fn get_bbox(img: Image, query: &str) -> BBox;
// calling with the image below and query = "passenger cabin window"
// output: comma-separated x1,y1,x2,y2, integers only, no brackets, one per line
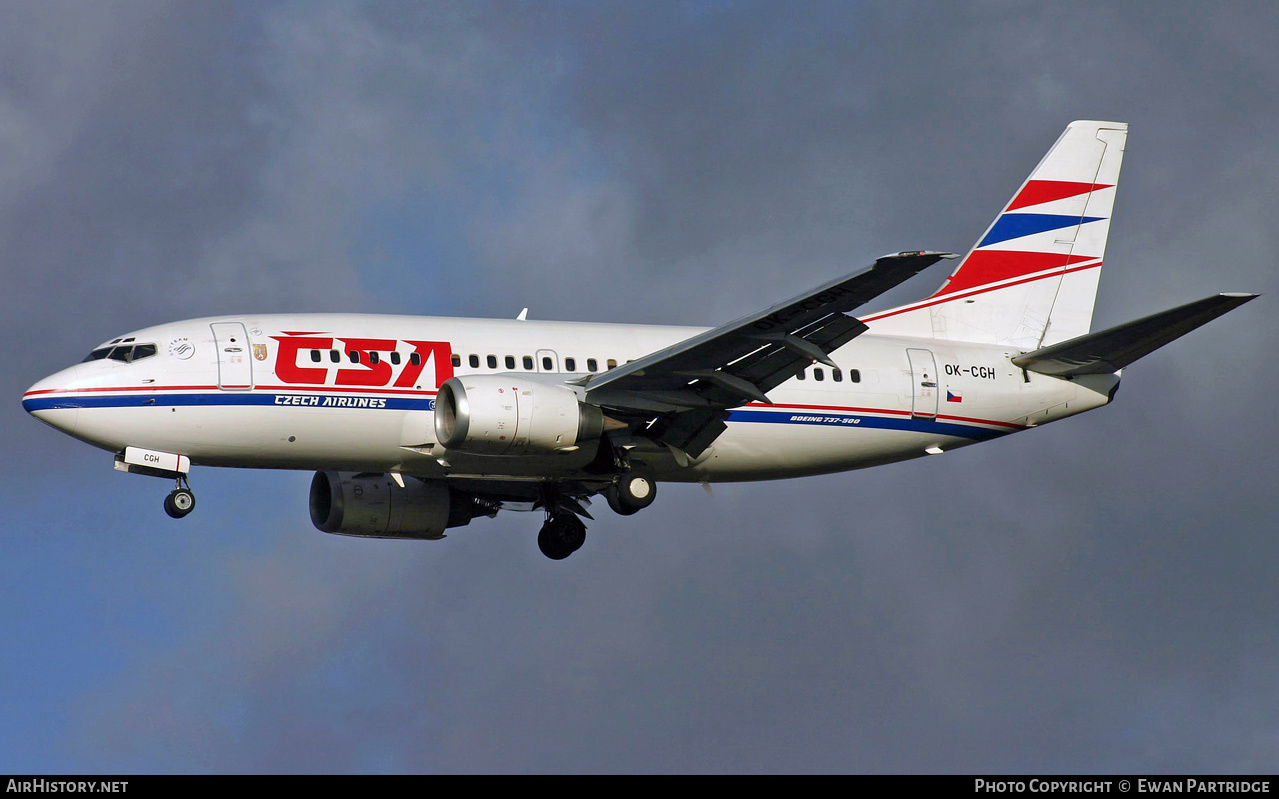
487,355,498,369
849,369,861,383
813,368,824,382
587,358,598,372
369,351,380,365
392,352,402,365
330,350,341,363
469,354,480,368
607,359,617,370
542,356,553,371
565,357,576,372
448,353,458,367
523,356,534,370
796,370,806,380
349,351,360,364
505,355,516,369
410,353,422,366
832,368,842,382
310,350,322,362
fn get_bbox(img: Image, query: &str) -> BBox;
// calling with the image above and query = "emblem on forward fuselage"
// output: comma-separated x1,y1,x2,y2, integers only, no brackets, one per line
168,338,195,360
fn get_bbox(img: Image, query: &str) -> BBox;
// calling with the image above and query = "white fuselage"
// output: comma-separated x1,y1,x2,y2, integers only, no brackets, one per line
23,313,1118,483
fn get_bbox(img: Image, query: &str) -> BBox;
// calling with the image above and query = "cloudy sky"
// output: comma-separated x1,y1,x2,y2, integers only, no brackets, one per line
3,0,1277,774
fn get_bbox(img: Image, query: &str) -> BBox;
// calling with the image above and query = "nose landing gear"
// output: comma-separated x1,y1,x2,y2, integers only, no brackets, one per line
112,448,196,520
163,477,196,519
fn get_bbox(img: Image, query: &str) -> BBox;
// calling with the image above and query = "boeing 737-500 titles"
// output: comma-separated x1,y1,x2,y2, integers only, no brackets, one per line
23,121,1257,559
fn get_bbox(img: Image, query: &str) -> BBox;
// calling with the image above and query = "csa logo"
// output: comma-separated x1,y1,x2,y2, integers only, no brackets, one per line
271,332,454,389
252,343,269,361
168,338,195,360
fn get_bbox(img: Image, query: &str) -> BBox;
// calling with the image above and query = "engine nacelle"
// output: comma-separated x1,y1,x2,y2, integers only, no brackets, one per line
433,375,603,456
309,472,475,539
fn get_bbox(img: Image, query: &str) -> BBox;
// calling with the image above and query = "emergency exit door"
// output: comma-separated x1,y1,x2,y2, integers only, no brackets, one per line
536,349,559,373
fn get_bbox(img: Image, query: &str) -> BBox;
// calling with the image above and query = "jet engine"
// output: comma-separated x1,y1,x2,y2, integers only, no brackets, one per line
433,375,604,456
309,471,478,539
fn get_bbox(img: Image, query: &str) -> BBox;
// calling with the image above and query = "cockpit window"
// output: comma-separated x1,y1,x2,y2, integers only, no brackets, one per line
82,343,158,363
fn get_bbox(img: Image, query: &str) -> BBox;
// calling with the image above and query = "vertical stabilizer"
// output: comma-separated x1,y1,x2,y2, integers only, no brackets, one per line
867,121,1128,349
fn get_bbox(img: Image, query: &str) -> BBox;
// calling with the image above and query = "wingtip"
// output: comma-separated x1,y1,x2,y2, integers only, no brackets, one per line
879,250,960,260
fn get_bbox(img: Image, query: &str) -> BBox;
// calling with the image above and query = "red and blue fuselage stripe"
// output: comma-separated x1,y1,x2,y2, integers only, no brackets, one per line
25,388,1017,441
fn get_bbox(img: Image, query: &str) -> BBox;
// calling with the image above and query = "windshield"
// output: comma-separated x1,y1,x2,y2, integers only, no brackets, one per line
82,343,158,364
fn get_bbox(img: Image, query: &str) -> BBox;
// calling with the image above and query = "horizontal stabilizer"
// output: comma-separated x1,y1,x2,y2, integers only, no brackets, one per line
1011,293,1258,377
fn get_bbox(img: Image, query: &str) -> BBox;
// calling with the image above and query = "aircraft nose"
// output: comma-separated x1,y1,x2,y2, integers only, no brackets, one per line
22,365,83,435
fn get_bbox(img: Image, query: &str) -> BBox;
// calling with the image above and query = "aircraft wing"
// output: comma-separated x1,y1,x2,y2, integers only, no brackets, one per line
584,251,955,456
1011,293,1258,377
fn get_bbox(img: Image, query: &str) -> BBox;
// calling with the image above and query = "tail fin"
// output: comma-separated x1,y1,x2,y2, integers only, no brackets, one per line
867,120,1128,349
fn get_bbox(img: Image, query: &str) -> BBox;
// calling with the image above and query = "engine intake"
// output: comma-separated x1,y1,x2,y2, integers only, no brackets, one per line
434,375,603,456
309,472,477,539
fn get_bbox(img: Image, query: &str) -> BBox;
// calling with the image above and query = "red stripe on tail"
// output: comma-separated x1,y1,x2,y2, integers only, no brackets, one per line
1005,180,1113,212
932,251,1095,297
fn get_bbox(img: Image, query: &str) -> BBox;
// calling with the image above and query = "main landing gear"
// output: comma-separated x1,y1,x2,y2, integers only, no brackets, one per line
605,471,656,516
163,476,196,519
536,470,657,560
537,512,587,560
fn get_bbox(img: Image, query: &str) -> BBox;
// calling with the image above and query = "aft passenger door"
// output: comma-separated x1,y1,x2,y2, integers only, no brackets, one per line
211,322,253,391
907,348,938,419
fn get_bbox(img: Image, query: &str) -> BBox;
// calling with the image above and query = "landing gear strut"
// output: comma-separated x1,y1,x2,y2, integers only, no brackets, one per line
163,476,196,519
538,512,586,560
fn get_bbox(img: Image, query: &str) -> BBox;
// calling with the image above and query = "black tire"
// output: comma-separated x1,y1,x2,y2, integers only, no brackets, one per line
606,473,656,516
537,514,586,560
165,489,195,519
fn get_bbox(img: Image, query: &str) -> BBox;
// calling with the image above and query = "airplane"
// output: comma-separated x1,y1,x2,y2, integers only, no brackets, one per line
22,120,1257,559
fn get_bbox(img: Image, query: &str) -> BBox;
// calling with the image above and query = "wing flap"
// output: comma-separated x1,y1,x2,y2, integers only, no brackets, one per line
1011,293,1258,377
